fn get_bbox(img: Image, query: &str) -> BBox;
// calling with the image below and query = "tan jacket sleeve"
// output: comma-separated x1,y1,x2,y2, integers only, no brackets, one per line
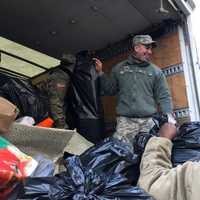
137,137,200,200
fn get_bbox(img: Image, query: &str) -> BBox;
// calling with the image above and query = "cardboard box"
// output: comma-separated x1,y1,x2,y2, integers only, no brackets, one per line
0,97,18,134
6,123,93,161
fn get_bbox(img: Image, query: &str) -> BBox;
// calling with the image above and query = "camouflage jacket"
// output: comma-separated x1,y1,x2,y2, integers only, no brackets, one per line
47,67,71,128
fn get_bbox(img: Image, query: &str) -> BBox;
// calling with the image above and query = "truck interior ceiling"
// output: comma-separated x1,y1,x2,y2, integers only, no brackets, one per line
0,0,181,58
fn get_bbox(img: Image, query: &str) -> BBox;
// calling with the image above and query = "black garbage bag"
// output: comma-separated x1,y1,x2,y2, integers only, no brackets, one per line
21,138,154,200
49,155,154,200
149,114,169,136
172,122,200,166
79,138,140,185
0,73,49,123
21,177,55,200
133,132,153,155
65,51,104,143
21,157,154,200
6,182,24,200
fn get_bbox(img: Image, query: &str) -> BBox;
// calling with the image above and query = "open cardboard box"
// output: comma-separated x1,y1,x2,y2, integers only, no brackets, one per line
5,123,93,162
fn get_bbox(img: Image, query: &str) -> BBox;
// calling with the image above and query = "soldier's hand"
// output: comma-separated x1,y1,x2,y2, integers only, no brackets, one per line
159,122,177,140
93,58,103,73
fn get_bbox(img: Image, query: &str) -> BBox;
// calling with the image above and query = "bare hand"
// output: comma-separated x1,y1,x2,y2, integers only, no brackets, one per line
93,58,103,73
159,123,177,140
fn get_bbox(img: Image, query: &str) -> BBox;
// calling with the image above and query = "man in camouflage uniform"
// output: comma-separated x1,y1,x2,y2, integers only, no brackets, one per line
48,53,76,128
94,35,174,146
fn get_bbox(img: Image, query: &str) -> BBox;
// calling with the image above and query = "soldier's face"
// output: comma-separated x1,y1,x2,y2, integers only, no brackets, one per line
133,44,152,62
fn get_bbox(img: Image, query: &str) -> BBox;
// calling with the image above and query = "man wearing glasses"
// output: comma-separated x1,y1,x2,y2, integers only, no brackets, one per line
94,35,174,146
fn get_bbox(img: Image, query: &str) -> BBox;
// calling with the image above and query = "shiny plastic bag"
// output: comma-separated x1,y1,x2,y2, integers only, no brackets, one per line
48,156,154,200
0,73,49,123
65,51,104,143
0,136,38,199
13,156,55,200
21,138,154,199
22,158,154,200
79,138,140,185
172,122,200,166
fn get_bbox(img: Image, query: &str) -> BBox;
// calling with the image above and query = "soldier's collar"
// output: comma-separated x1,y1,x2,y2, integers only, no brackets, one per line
127,55,149,67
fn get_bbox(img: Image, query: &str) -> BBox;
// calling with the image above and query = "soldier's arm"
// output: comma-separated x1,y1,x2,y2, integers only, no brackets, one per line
153,71,173,114
94,58,118,96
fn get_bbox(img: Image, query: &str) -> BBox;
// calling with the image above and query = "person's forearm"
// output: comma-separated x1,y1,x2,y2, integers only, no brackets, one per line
138,137,173,199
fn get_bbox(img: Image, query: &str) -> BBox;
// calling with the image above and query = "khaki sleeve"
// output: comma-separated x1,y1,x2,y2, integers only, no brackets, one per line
138,137,200,200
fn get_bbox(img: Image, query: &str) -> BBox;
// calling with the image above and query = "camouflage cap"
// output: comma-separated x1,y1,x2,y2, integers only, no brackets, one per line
132,35,156,46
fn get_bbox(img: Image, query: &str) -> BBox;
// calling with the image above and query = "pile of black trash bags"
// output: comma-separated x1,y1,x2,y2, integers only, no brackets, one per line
12,119,200,199
0,73,49,124
14,118,200,200
18,137,155,200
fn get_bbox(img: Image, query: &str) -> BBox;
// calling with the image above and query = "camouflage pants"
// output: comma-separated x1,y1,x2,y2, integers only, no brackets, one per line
48,69,70,128
113,116,154,146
